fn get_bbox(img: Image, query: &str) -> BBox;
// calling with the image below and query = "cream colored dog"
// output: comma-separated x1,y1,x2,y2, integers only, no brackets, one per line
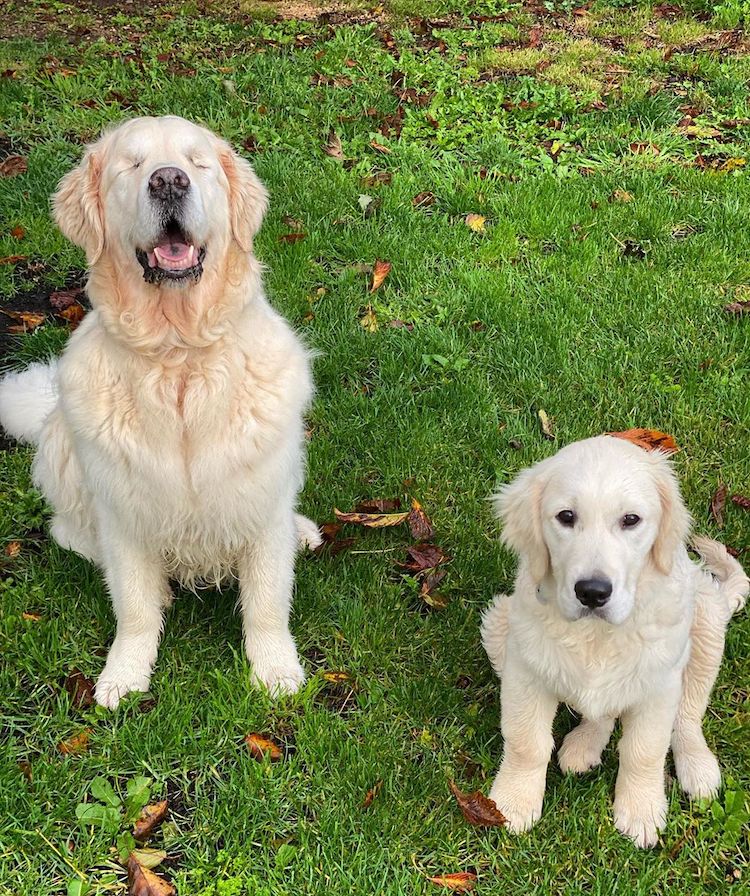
481,436,748,847
0,116,321,708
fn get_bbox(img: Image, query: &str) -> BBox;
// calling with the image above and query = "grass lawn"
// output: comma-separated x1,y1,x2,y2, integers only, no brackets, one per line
1,0,749,893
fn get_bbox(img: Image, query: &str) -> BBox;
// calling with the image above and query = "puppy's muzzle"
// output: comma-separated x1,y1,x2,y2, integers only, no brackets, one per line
149,166,190,204
574,577,612,609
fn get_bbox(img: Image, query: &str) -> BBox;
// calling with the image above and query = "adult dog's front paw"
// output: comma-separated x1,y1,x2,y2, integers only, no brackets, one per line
488,771,545,833
613,790,667,848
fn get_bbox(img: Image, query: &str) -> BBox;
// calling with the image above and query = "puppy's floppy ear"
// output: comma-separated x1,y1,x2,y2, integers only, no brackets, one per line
493,464,549,582
53,146,104,264
219,148,269,251
650,453,691,575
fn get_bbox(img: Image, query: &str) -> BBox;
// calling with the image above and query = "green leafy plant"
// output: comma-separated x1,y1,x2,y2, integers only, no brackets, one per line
75,775,151,856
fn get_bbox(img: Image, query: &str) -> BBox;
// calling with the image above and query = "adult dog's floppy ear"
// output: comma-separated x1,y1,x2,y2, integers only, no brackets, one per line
219,148,269,252
650,453,691,575
493,463,549,582
53,146,104,264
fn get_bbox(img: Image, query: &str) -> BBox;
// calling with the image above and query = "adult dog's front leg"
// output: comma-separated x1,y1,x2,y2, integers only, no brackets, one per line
239,516,305,696
95,524,170,709
614,681,681,848
488,659,557,833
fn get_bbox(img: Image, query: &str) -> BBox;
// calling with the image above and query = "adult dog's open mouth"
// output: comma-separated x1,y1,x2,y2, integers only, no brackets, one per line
136,218,206,285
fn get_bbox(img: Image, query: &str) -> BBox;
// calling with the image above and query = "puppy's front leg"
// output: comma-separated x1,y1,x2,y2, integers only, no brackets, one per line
95,524,170,709
239,516,305,696
614,680,681,848
489,657,557,833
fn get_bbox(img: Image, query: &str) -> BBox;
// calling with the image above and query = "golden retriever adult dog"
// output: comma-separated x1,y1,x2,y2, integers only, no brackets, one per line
481,435,748,847
0,116,321,708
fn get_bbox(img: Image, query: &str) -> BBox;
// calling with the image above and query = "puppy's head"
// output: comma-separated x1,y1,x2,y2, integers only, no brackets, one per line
53,115,268,287
495,435,691,625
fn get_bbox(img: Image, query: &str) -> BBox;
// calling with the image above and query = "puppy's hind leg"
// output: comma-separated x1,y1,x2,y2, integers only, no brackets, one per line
558,716,615,775
672,587,728,800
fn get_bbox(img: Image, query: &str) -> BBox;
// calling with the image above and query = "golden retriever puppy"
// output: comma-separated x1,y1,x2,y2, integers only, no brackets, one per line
481,436,748,847
0,116,321,708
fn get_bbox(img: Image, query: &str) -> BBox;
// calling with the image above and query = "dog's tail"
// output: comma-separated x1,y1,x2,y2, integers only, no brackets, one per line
0,360,59,446
692,535,749,616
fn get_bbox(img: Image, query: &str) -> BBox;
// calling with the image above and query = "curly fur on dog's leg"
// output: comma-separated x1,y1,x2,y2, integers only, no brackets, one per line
239,515,305,696
558,716,615,774
95,526,170,709
488,657,557,833
672,588,727,799
614,680,681,848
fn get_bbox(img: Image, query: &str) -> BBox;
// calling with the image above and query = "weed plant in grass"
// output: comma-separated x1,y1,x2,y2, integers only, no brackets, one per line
0,2,748,894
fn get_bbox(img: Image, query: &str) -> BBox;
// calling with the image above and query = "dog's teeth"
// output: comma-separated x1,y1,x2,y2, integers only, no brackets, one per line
153,247,166,264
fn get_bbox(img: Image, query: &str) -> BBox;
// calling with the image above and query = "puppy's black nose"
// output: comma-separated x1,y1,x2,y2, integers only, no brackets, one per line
148,166,190,202
574,578,612,608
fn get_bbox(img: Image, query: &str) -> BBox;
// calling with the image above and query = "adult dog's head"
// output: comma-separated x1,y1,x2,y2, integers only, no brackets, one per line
495,436,691,625
53,116,268,349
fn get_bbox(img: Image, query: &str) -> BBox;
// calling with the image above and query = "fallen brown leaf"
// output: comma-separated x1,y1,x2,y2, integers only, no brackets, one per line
245,732,282,762
399,543,449,573
369,139,392,154
0,155,28,177
127,855,176,896
420,571,448,609
49,287,84,310
538,409,555,440
334,508,409,528
133,800,169,840
5,540,21,558
22,611,42,621
449,780,507,827
464,213,486,233
731,494,750,511
370,259,392,293
10,225,25,239
0,254,27,265
323,130,343,160
362,779,382,809
361,171,392,186
359,305,378,332
278,232,307,244
58,729,91,755
2,309,45,331
282,215,304,231
610,189,633,203
428,871,477,892
711,483,728,528
18,759,32,781
412,191,436,208
608,428,680,454
58,302,85,328
407,499,435,541
64,668,95,709
315,522,356,556
355,498,402,513
723,299,750,314
322,670,352,684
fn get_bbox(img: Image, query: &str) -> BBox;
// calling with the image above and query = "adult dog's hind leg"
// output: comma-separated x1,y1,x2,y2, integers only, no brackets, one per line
672,589,727,799
558,716,615,774
239,515,305,696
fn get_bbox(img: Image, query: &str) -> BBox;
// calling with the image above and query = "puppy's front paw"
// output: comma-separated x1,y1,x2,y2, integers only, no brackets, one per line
613,791,667,849
488,772,545,834
95,665,151,709
558,723,607,775
295,513,322,551
675,748,721,800
247,638,305,697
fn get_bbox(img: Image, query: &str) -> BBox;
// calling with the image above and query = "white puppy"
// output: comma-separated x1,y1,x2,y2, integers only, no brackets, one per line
481,435,748,847
0,116,321,708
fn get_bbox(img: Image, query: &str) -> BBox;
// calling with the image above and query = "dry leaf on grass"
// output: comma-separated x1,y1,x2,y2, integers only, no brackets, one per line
731,494,750,511
398,543,449,574
22,611,42,621
127,855,176,896
0,254,27,265
359,305,378,332
370,259,392,293
413,191,436,208
58,729,91,755
278,232,307,244
10,225,25,239
407,499,435,540
449,780,507,827
133,800,169,840
607,428,680,454
538,409,555,440
58,302,85,328
315,522,356,556
711,483,728,528
609,189,633,203
2,309,45,332
245,733,283,762
464,213,486,233
428,871,477,892
723,299,750,314
334,508,409,528
0,155,28,177
64,668,95,709
49,287,84,310
420,573,448,609
362,779,383,809
323,131,343,160
5,541,21,558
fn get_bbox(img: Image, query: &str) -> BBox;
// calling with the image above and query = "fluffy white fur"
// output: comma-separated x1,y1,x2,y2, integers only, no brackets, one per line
0,116,322,708
480,435,748,848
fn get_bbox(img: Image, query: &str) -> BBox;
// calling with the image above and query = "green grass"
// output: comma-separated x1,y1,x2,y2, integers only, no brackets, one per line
1,2,749,894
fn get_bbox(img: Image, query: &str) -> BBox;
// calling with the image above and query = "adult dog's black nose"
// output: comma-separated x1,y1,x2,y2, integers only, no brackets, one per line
574,578,612,608
148,166,190,202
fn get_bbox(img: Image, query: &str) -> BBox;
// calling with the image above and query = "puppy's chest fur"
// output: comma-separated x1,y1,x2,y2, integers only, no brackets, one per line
514,584,694,718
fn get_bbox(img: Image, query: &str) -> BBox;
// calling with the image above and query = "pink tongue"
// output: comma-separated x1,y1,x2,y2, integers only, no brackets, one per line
149,239,194,270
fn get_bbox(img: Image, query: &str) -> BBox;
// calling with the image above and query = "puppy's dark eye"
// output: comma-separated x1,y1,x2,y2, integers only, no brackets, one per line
556,510,576,527
622,514,641,528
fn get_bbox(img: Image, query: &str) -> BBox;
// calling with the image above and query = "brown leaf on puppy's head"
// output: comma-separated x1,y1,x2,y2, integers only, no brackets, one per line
711,483,728,528
607,428,680,455
449,780,507,827
127,855,176,896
